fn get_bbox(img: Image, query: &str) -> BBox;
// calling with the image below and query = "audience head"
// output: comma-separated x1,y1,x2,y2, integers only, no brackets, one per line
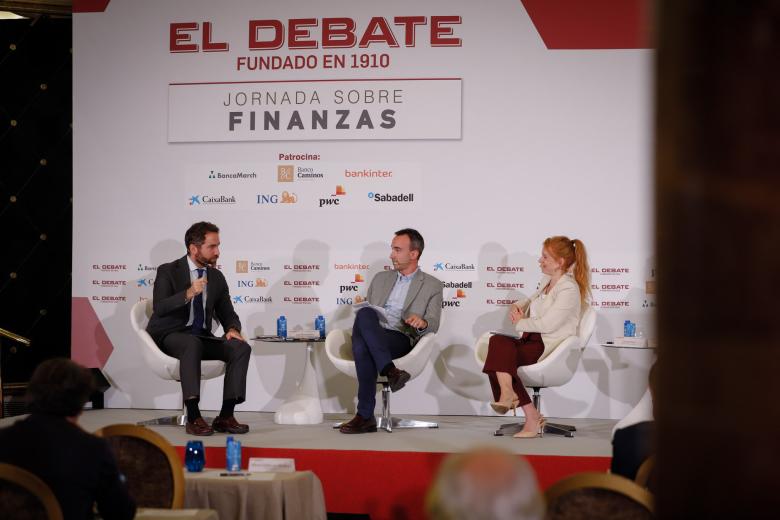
543,236,591,304
426,446,545,520
26,358,94,417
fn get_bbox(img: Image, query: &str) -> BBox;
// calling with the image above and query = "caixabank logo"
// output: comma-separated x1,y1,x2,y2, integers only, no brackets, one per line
232,295,273,304
136,278,155,288
189,194,237,205
433,262,476,272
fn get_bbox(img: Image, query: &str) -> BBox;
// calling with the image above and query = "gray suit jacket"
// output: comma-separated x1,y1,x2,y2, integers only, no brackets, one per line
366,269,443,345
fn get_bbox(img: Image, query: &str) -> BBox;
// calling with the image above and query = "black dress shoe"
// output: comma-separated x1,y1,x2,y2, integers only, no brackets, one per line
212,415,249,434
186,417,214,436
339,414,377,434
385,367,411,392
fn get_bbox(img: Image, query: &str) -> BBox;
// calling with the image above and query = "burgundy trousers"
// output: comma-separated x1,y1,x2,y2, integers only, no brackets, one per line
482,333,544,406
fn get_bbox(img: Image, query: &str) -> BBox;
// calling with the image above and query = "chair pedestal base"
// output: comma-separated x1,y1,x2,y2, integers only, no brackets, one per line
494,421,576,438
137,415,217,427
377,416,438,433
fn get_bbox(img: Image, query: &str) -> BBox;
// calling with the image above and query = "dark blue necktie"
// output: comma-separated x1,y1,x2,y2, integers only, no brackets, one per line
191,268,205,332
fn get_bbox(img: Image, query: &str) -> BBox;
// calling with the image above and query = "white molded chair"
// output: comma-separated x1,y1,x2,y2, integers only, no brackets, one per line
130,299,226,426
325,328,438,432
474,306,597,437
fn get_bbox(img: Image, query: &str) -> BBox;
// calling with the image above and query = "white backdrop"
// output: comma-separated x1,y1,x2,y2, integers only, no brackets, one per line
73,0,654,419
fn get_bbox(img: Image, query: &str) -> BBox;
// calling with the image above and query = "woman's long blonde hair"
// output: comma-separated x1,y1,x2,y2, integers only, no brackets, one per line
544,235,591,305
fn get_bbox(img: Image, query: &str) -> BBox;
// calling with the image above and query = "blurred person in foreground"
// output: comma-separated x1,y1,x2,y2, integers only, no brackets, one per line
0,358,136,520
426,446,545,520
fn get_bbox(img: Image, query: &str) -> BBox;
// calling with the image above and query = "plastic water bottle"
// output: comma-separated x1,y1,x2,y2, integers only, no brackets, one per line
277,315,287,338
315,315,326,339
629,322,636,337
623,320,631,337
226,436,241,472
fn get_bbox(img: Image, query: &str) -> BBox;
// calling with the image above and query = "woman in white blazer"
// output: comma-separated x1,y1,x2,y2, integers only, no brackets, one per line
482,236,590,438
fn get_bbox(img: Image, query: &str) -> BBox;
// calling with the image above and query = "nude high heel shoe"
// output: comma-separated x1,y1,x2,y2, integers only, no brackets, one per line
490,398,519,415
513,415,546,438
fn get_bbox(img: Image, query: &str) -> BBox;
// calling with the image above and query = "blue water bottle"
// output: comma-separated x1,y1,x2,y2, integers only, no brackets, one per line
277,315,287,338
315,315,326,339
226,436,241,472
623,320,631,337
628,321,636,338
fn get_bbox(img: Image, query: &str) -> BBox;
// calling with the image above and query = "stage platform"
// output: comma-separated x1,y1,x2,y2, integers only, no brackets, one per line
2,409,616,519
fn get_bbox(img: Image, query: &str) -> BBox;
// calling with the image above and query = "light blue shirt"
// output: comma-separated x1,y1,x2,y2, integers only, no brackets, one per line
185,256,208,328
382,269,418,331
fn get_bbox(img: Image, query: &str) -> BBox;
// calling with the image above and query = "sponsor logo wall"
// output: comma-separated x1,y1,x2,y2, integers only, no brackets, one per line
73,0,653,419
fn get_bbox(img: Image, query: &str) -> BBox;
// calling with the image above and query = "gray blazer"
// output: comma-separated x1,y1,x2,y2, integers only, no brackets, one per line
366,269,443,345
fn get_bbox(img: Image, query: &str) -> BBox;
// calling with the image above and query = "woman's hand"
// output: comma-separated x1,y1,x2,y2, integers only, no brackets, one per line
509,307,524,324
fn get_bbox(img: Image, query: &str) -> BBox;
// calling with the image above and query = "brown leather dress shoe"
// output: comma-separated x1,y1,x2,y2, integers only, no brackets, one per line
212,415,249,434
386,367,411,393
339,414,377,434
185,417,214,436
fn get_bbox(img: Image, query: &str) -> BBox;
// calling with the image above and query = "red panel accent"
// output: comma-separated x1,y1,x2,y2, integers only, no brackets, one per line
175,446,610,518
70,296,114,368
73,0,111,13
521,0,652,49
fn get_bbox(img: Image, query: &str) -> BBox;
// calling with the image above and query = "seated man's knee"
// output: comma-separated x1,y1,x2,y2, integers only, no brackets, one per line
354,307,377,328
228,339,251,359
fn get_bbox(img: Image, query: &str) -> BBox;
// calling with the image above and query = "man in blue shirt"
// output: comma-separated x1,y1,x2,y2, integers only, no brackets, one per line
340,228,443,434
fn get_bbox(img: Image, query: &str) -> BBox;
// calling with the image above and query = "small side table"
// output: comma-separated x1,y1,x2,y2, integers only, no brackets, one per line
252,336,325,425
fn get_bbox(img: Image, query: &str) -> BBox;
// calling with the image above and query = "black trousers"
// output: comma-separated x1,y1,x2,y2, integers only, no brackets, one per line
159,331,251,403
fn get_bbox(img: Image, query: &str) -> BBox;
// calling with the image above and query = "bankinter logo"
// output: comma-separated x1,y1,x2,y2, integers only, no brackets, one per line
278,165,294,182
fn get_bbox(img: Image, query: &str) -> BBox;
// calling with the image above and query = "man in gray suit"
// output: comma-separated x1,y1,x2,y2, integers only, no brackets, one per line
340,228,443,434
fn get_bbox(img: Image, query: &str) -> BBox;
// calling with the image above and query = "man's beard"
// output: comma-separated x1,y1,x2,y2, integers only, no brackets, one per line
194,251,217,267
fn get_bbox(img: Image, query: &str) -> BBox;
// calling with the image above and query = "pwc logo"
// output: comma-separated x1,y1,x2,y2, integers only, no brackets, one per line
320,186,346,207
354,273,365,283
339,284,359,294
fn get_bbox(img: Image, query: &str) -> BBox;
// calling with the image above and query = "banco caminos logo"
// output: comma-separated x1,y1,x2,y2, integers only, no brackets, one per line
236,260,249,273
296,166,324,180
278,165,294,182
